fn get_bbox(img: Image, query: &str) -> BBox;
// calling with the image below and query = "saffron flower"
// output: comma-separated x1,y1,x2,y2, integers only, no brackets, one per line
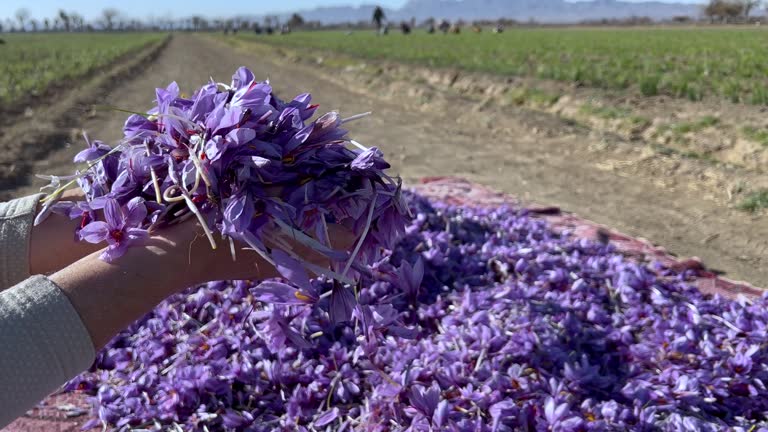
79,197,148,261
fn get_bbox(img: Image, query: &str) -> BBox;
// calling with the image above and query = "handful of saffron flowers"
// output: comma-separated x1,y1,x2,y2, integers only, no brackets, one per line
36,66,408,310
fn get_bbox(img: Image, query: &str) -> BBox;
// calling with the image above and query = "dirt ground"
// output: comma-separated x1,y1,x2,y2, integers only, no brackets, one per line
2,33,767,287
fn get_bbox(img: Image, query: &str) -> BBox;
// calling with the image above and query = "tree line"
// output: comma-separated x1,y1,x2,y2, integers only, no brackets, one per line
3,3,768,34
0,8,315,33
703,0,763,22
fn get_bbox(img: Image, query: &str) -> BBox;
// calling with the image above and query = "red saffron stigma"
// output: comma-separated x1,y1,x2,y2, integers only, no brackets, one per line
110,229,124,242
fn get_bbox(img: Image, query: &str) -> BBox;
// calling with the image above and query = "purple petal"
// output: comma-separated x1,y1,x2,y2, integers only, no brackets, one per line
490,400,516,420
100,242,129,263
221,409,254,429
123,114,156,136
433,400,451,428
252,281,316,305
350,147,383,171
50,201,76,217
126,228,149,241
103,198,123,229
124,197,147,227
376,381,401,398
80,418,101,430
329,283,357,324
354,304,374,334
279,321,311,349
315,407,340,427
222,192,253,235
204,136,226,162
251,156,271,168
387,325,419,339
409,384,440,417
230,82,271,108
411,257,425,290
74,134,111,163
213,106,244,134
79,221,110,243
231,66,255,90
88,196,108,210
226,128,256,146
271,249,311,290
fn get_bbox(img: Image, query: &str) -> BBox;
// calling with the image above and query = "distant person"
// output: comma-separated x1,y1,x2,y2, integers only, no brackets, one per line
450,23,462,34
493,24,504,34
400,21,411,34
373,6,386,35
266,26,274,35
438,19,450,34
427,23,436,34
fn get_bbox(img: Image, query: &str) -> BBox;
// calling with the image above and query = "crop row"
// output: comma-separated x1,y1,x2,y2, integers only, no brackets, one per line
0,33,164,105
247,28,768,104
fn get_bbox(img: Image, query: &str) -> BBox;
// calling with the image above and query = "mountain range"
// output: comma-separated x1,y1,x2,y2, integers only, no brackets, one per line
282,0,705,24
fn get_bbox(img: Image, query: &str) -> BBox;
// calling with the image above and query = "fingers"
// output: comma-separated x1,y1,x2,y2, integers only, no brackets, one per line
61,187,86,201
151,218,356,284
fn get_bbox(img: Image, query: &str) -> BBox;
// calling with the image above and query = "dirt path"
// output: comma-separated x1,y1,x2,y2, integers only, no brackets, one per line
6,33,767,287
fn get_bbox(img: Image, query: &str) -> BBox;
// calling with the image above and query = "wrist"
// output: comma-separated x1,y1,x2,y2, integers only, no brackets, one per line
51,240,194,350
129,236,200,295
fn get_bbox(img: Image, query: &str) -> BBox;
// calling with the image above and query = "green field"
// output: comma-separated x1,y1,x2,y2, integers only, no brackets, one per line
243,28,768,104
0,33,165,104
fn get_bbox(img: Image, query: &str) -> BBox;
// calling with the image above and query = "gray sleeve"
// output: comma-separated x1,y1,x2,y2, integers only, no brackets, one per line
0,275,95,428
0,194,43,289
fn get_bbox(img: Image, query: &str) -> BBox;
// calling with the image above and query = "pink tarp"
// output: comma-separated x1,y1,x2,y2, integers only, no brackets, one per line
3,176,764,431
412,176,764,300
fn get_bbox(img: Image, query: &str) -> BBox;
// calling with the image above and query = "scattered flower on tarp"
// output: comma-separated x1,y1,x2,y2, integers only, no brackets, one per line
66,193,768,431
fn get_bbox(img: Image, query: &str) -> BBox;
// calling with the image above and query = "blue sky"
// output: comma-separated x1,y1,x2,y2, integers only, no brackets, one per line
0,0,704,21
0,1,405,21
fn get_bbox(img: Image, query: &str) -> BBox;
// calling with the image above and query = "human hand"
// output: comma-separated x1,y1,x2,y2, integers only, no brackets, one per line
30,188,101,275
34,185,355,287
147,219,356,288
51,218,354,350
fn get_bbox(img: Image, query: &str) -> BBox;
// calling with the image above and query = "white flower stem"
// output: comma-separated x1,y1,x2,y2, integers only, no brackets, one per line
343,189,378,277
179,188,216,250
349,139,369,152
228,235,237,262
145,142,163,203
162,185,186,203
40,140,128,204
341,111,372,124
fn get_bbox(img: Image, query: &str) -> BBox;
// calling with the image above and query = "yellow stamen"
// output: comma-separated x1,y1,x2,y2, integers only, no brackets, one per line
294,291,312,302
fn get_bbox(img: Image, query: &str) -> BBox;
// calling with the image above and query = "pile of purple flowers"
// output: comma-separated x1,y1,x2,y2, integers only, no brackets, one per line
67,193,768,431
38,66,407,300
